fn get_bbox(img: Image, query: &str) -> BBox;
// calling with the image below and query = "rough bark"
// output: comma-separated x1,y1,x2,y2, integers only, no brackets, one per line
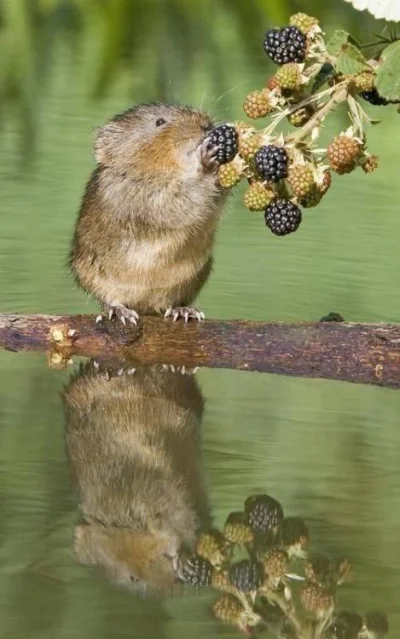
1,313,400,389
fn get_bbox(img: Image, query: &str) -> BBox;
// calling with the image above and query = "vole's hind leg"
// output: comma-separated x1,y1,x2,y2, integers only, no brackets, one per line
164,307,205,323
96,304,140,326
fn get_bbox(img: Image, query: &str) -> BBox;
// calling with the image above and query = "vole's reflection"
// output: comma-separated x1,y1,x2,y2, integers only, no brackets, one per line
63,362,210,592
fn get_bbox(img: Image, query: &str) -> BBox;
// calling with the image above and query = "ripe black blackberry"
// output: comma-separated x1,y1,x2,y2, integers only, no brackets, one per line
245,494,284,533
330,610,363,639
254,145,288,182
264,198,302,236
229,560,264,593
264,26,307,65
360,88,390,106
181,554,213,587
208,124,238,165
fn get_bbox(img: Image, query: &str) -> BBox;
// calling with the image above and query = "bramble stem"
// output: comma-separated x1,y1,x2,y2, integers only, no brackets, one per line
288,85,350,144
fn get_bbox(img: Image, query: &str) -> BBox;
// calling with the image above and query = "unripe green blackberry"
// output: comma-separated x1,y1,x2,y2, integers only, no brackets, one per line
195,530,227,569
238,131,263,161
245,494,284,533
223,512,254,545
327,135,362,174
289,12,319,35
352,71,375,93
365,610,389,636
361,154,379,174
287,105,314,127
300,582,334,619
218,161,242,189
275,63,301,91
229,560,264,593
244,183,275,211
213,594,262,633
287,164,315,198
263,549,289,587
280,516,309,555
243,89,273,119
181,554,213,587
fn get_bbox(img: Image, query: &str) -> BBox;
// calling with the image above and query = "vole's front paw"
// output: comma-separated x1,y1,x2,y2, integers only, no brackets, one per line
164,306,205,323
96,304,139,326
198,137,221,174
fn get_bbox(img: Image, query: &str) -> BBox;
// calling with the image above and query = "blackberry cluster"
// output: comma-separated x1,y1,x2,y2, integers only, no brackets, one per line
245,494,284,533
254,145,288,182
229,560,264,593
264,198,302,236
264,26,307,65
181,554,213,587
208,124,238,165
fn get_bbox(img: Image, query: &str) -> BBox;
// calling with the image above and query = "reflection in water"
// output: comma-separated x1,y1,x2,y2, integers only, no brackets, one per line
63,361,210,592
61,360,389,639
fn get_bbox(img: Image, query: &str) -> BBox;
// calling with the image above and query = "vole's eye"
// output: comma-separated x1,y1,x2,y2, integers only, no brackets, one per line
155,118,167,127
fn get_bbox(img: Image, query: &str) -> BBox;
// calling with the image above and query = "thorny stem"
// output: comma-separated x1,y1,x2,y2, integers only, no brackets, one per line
288,84,350,144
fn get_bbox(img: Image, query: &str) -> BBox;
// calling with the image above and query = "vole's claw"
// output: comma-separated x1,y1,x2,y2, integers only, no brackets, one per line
165,306,205,323
199,137,221,173
104,304,140,326
160,363,199,376
95,314,103,324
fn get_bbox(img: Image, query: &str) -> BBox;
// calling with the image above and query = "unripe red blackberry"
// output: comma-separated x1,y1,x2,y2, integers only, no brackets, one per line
300,582,334,619
244,183,275,211
327,135,362,174
245,494,284,533
263,549,289,588
224,511,254,546
218,161,242,189
264,198,302,236
229,560,264,593
195,530,228,569
264,26,307,65
255,145,289,182
289,12,319,35
287,105,314,127
275,63,301,91
208,124,238,165
361,154,379,174
243,89,273,119
318,169,332,194
238,131,263,161
181,554,213,587
213,594,262,633
280,516,309,556
287,164,315,198
267,76,281,92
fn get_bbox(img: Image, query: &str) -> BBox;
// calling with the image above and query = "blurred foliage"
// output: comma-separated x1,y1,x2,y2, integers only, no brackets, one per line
0,0,383,156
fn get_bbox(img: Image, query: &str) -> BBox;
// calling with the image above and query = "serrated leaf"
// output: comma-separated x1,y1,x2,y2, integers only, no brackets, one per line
336,43,372,75
327,30,350,56
375,40,400,102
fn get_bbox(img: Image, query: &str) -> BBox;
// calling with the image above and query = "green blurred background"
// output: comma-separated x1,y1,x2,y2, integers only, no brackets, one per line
0,0,399,637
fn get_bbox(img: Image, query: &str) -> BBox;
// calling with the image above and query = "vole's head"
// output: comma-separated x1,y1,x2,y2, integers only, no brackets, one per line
94,103,214,178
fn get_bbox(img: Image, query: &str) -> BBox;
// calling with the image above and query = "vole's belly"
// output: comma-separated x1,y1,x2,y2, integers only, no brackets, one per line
92,235,211,312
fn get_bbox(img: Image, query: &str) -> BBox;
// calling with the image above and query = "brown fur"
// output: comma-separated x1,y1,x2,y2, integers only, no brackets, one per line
63,363,210,591
70,103,226,314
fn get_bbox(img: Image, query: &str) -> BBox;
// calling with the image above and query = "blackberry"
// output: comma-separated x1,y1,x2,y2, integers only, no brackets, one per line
245,494,284,533
223,511,254,545
238,131,262,161
218,162,242,189
263,549,289,588
305,554,331,586
254,145,288,182
264,26,307,65
229,560,264,593
180,554,213,587
287,105,314,127
289,12,319,35
264,198,302,236
244,183,274,211
275,63,301,91
360,88,390,106
330,610,363,639
300,582,334,619
365,610,389,635
213,594,262,632
352,71,375,93
280,516,309,554
327,135,362,174
195,530,227,569
208,124,238,165
288,164,315,198
243,89,272,119
361,154,379,174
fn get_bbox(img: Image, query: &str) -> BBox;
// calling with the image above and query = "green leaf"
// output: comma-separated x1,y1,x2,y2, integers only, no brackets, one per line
375,41,400,102
336,43,372,76
327,30,350,57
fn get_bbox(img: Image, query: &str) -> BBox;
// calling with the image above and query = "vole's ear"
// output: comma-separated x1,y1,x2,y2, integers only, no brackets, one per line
94,123,122,165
